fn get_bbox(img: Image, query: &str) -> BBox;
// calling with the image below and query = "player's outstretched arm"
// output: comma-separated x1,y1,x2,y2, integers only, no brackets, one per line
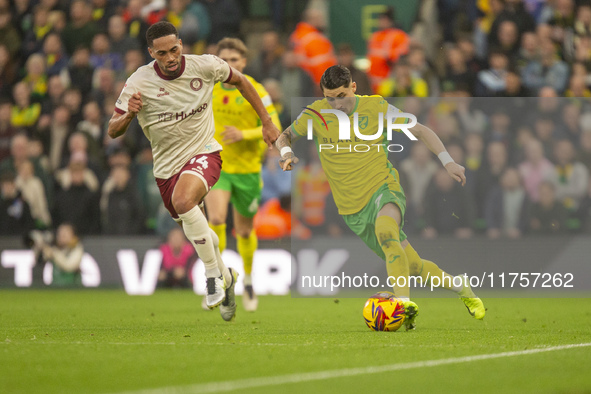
275,125,300,171
410,122,466,186
107,92,143,139
226,68,280,147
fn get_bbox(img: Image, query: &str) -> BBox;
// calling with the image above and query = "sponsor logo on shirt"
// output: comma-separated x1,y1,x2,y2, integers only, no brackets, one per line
157,87,170,97
157,103,208,122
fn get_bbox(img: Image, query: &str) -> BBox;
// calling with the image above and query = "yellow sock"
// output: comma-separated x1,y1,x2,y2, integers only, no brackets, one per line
237,230,257,277
404,243,459,292
375,215,409,299
210,223,227,253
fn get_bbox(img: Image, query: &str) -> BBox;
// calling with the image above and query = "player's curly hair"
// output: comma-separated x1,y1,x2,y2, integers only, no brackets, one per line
146,21,179,48
320,65,352,92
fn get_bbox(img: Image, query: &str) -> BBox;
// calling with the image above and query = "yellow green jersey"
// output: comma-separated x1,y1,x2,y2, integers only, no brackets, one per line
291,95,408,215
212,74,281,174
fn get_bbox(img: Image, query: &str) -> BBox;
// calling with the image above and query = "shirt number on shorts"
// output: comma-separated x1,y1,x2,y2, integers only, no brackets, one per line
191,156,209,169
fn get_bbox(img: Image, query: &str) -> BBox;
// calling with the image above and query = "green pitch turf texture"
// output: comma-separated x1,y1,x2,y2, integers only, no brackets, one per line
1,290,590,393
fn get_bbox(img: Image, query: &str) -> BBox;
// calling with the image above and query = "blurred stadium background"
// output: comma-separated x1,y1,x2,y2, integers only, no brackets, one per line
1,0,591,292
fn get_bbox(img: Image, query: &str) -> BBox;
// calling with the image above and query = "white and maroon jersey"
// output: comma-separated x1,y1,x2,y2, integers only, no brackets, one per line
115,54,232,179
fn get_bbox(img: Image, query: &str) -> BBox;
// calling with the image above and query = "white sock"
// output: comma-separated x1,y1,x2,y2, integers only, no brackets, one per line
209,228,231,284
243,274,252,286
178,205,220,278
398,296,410,302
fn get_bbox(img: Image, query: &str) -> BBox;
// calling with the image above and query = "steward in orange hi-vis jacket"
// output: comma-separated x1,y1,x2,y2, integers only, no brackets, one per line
367,6,410,91
289,9,337,85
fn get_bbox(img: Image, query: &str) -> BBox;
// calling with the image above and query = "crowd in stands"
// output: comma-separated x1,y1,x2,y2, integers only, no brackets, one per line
1,0,591,242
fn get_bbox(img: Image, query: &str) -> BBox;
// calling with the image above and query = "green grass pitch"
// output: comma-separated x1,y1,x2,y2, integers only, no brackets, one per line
1,289,591,393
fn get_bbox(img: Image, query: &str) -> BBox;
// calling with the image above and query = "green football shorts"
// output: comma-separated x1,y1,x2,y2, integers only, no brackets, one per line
342,169,407,260
211,171,262,218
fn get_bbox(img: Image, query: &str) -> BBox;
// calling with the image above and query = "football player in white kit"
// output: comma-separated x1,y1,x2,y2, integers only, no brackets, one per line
107,22,280,321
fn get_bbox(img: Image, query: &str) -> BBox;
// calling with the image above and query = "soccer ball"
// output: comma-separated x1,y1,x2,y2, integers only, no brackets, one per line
363,292,406,331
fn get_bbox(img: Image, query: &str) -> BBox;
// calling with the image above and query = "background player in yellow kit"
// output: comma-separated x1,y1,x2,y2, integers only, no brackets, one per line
276,65,485,330
205,38,282,312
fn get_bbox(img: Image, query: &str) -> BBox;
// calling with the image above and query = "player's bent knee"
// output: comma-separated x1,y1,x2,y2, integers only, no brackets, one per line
171,188,205,215
208,216,227,226
236,228,253,239
172,175,208,214
171,196,196,216
377,202,402,224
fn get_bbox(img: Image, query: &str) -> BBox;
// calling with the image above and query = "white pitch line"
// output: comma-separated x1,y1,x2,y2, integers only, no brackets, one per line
115,342,591,394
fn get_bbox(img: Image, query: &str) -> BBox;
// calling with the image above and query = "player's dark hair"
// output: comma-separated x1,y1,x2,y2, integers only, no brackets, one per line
320,65,352,92
146,21,179,48
216,37,248,58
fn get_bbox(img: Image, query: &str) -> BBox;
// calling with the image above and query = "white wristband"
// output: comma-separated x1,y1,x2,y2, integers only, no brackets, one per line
280,147,293,157
438,151,454,166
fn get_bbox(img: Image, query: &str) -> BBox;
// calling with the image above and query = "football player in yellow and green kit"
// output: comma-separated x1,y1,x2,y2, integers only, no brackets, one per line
275,65,485,330
205,38,282,312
